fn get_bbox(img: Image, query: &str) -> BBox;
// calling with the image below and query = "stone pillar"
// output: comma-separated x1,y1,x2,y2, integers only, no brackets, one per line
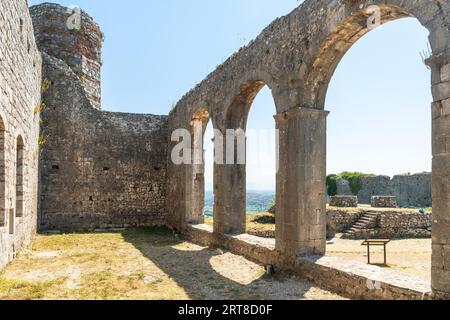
428,53,450,297
275,107,329,256
213,131,246,235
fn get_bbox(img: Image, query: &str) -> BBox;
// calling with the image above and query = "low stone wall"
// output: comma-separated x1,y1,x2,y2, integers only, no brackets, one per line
377,211,432,238
327,209,364,238
330,196,358,208
371,196,398,208
348,211,432,240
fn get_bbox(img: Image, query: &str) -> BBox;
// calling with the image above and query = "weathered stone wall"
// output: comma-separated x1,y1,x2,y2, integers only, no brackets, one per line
343,210,432,240
30,3,102,110
330,195,358,208
377,211,432,239
353,173,432,207
0,0,41,269
31,4,169,232
371,196,398,208
357,175,391,204
390,173,432,207
326,209,363,239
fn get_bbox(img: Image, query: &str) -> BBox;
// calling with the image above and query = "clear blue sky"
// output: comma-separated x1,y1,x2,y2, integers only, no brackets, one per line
29,0,432,191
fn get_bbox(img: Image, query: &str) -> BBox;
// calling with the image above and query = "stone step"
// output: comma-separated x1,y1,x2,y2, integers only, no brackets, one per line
365,212,380,217
360,217,377,222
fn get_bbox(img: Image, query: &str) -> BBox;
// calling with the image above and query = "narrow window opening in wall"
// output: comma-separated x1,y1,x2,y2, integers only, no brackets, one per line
19,18,23,32
0,118,5,227
153,166,161,171
89,196,93,201
103,167,109,171
9,209,14,235
16,136,24,218
52,165,59,170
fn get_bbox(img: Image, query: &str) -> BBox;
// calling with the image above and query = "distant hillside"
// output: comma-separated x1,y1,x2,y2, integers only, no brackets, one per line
204,191,274,216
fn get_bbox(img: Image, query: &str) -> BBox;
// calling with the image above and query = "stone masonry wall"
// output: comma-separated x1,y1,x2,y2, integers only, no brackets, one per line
31,4,169,232
38,53,168,232
0,0,41,269
343,210,432,240
326,209,363,239
30,3,102,110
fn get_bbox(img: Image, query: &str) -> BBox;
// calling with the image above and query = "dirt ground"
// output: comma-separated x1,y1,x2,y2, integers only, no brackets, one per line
0,228,346,300
326,236,432,281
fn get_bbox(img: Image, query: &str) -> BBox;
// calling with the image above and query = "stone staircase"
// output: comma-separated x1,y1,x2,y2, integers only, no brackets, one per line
342,211,380,239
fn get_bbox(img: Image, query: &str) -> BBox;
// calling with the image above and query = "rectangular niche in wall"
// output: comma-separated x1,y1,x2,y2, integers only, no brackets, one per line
16,136,24,218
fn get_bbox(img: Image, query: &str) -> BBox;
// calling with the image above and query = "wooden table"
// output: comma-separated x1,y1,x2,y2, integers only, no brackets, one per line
361,239,391,265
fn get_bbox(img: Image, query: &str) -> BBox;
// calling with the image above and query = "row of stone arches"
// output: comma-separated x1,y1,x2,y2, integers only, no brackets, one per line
168,0,450,296
0,116,26,235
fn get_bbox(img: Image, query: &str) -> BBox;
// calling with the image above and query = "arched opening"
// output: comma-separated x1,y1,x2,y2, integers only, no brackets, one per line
16,135,24,218
324,17,432,281
188,108,212,226
0,117,5,227
245,86,277,238
218,81,278,238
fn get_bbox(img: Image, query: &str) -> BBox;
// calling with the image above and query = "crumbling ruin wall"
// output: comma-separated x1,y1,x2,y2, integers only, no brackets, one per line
354,173,432,207
0,0,41,269
31,4,168,232
30,3,102,110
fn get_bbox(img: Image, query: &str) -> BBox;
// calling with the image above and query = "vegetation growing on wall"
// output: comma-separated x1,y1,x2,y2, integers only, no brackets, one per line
326,174,339,196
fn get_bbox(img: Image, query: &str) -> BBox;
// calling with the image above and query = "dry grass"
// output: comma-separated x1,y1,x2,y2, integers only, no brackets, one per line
205,213,275,238
0,227,344,300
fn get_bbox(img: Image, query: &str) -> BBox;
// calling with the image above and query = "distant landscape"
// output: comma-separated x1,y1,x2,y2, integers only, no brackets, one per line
204,191,274,216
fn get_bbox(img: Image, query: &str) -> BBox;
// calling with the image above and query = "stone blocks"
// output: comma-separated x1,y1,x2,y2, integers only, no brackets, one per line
330,195,358,208
0,0,41,269
371,196,398,208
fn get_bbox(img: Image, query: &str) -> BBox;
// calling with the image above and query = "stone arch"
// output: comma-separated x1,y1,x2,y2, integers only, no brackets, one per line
300,1,449,109
225,80,267,130
212,79,279,235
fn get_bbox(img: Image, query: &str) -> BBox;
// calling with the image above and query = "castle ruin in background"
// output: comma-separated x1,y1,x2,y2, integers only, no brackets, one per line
335,172,432,207
0,0,449,300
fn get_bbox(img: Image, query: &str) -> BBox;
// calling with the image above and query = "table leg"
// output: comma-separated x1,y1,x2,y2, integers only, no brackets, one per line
367,245,370,264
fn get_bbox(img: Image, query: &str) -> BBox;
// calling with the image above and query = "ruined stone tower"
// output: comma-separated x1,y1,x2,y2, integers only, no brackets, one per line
30,3,102,110
30,3,168,232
